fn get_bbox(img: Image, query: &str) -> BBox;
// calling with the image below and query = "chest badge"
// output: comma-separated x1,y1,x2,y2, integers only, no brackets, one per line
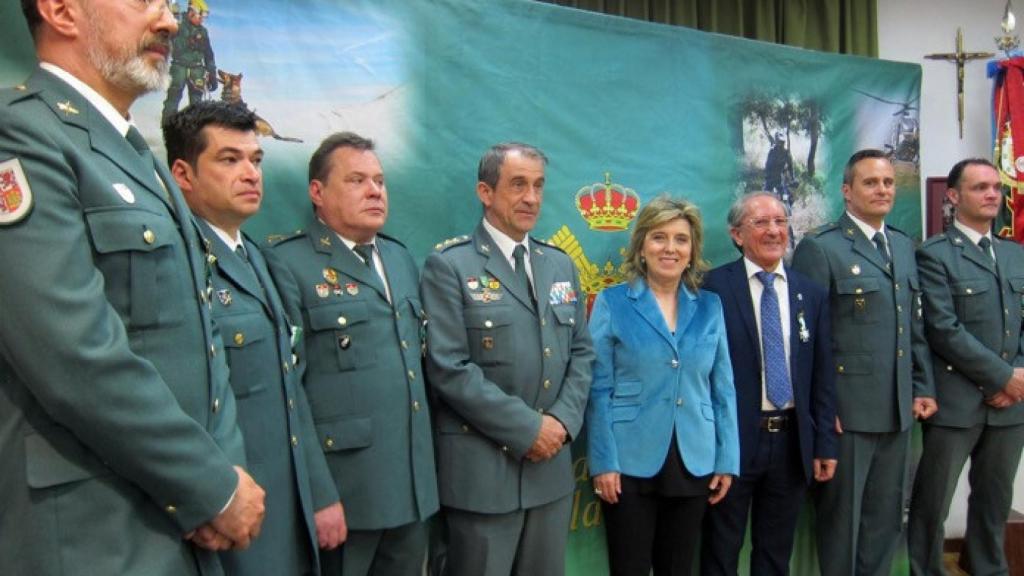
323,267,339,286
850,264,861,276
216,289,233,306
315,283,330,298
346,282,359,296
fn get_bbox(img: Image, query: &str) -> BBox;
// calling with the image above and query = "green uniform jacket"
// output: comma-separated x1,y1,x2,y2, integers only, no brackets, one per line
266,219,439,530
916,227,1024,427
0,69,242,575
201,223,341,575
791,212,934,432
420,223,595,513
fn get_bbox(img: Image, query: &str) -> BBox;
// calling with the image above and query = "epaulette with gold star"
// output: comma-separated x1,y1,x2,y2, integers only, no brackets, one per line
434,235,471,252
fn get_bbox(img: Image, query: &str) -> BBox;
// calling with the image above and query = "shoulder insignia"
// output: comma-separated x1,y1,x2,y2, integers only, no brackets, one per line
0,157,33,225
266,229,304,246
804,221,838,238
377,231,407,249
14,85,26,91
531,236,567,255
434,235,471,252
886,224,908,237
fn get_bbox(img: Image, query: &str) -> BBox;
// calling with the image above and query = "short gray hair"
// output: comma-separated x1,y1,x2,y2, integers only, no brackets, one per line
726,192,790,230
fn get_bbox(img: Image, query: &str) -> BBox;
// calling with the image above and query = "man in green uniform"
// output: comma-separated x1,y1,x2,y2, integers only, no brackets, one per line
791,149,936,576
0,2,264,574
162,0,217,123
908,158,1024,576
266,132,439,576
420,142,595,576
165,100,347,575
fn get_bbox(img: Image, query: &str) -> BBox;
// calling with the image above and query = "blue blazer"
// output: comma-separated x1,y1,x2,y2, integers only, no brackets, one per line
703,258,838,482
586,279,739,479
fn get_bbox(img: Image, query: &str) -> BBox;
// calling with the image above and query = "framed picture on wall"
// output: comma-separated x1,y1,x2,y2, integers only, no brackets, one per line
925,177,954,238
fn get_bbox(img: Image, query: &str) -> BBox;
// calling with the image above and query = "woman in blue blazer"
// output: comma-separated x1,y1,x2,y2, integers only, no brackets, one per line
587,196,739,575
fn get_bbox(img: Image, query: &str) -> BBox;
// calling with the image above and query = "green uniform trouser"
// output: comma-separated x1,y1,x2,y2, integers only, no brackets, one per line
908,423,1024,576
321,520,428,576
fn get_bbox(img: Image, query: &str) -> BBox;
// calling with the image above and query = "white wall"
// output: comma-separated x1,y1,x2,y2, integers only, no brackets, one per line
877,0,1024,538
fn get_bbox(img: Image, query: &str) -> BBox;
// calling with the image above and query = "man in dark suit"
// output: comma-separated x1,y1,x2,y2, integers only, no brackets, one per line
165,101,347,575
420,142,594,576
701,192,838,575
266,132,438,576
792,149,936,576
908,158,1024,576
0,2,265,574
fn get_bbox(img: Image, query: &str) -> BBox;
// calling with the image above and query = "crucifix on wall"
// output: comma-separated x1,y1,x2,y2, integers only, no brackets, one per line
925,28,994,139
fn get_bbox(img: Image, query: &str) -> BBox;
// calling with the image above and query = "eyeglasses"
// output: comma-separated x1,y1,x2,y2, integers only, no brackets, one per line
746,217,789,230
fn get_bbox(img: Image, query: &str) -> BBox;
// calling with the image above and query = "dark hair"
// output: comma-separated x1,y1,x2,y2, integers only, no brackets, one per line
308,132,375,184
162,101,257,168
477,142,547,189
947,158,997,190
842,149,889,185
21,0,41,36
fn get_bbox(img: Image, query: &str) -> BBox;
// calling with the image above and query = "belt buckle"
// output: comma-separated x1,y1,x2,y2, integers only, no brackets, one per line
765,415,784,432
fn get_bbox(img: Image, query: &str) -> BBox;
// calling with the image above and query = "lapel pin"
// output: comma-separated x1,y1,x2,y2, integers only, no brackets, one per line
57,100,79,115
851,264,861,275
217,289,233,306
481,243,490,253
320,236,332,247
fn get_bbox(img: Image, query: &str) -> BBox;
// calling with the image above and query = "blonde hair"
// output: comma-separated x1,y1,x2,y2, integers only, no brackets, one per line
623,195,708,291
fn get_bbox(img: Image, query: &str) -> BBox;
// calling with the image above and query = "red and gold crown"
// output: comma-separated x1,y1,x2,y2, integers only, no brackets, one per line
574,172,639,232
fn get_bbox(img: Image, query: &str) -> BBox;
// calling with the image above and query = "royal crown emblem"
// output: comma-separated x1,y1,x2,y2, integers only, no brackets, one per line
574,172,639,232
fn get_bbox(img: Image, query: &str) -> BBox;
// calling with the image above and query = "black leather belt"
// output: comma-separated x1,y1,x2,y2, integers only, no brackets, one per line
760,411,793,432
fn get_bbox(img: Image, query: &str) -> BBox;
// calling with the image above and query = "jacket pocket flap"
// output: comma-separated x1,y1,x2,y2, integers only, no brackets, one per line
835,353,873,375
551,305,577,326
218,313,272,348
84,207,176,253
463,306,513,329
316,417,372,451
951,280,990,296
307,301,369,331
1009,277,1024,292
25,431,110,489
835,277,880,295
613,380,642,397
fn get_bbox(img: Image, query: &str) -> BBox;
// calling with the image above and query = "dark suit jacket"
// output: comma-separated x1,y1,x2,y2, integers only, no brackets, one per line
792,212,934,433
916,227,1024,427
0,69,241,575
421,223,594,513
201,223,341,574
704,258,837,481
266,219,439,531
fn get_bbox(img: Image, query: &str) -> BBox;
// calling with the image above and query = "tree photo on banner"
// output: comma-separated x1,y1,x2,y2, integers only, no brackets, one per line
0,0,921,573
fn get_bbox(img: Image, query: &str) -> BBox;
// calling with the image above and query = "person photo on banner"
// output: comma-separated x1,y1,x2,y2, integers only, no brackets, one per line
586,195,739,576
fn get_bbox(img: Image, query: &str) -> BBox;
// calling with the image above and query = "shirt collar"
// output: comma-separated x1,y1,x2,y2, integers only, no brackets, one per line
743,256,787,283
845,210,887,242
953,219,991,246
203,219,244,252
39,62,134,137
482,217,529,263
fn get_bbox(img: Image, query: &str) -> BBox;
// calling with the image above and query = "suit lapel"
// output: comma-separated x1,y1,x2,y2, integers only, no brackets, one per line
530,239,554,318
726,259,760,362
30,70,175,213
839,213,891,277
949,227,998,277
247,237,286,323
314,220,389,302
199,221,270,311
475,224,534,313
786,267,806,379
628,280,676,349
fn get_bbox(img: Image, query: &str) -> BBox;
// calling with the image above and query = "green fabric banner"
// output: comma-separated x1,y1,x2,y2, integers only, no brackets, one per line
1,0,921,573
